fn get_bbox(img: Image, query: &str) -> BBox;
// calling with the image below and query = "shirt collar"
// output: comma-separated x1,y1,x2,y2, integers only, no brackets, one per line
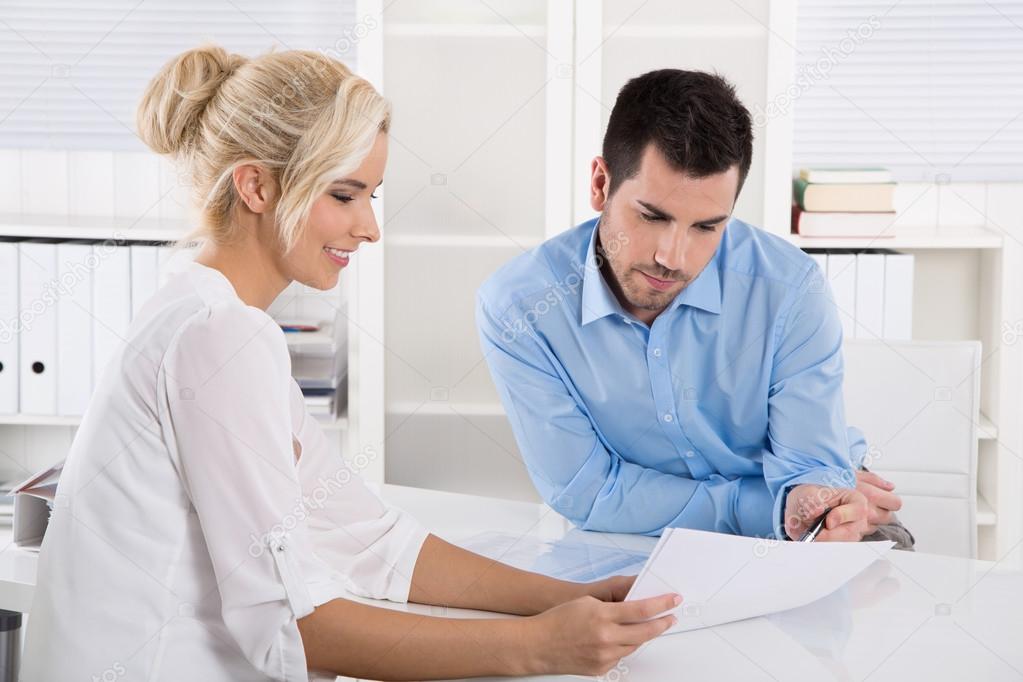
579,219,723,327
669,251,722,316
580,220,628,326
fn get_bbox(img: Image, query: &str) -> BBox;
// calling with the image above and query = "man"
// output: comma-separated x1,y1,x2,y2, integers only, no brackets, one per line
477,69,909,544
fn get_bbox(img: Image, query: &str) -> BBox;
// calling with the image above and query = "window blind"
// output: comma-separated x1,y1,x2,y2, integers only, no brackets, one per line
0,0,361,151
792,0,1023,182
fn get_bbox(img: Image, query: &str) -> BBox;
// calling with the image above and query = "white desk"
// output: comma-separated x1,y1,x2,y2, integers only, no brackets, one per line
2,485,1022,681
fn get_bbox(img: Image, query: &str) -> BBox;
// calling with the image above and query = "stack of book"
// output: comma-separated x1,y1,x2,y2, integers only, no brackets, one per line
279,317,348,421
792,168,897,238
11,460,62,549
0,482,14,527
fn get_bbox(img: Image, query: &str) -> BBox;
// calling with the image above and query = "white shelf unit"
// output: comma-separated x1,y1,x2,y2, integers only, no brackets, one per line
377,0,560,502
0,213,189,242
376,0,833,500
375,0,1023,561
782,184,1023,560
0,0,390,494
0,215,356,486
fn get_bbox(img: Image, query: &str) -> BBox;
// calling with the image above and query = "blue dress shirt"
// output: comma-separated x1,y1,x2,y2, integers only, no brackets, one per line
477,217,862,539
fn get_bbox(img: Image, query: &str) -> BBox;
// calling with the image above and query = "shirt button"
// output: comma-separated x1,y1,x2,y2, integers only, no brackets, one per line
685,450,695,458
652,348,662,357
663,414,673,423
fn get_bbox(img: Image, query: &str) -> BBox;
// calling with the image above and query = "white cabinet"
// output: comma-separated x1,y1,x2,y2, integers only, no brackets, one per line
0,1,1019,563
379,0,555,500
375,1,1023,561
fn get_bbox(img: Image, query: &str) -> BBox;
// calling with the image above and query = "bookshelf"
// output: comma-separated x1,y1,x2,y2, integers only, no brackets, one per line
0,0,1017,563
377,0,1023,562
0,0,388,495
783,182,1023,561
786,225,1004,250
0,213,188,242
0,215,357,482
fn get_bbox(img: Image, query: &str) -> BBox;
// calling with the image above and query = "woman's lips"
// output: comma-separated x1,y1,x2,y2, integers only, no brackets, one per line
323,246,351,266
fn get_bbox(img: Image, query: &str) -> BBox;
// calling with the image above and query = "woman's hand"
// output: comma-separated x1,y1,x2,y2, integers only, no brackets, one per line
581,574,636,602
523,592,680,676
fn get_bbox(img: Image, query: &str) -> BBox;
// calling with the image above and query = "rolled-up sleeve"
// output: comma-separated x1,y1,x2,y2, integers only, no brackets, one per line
765,262,858,537
160,302,331,681
289,380,429,603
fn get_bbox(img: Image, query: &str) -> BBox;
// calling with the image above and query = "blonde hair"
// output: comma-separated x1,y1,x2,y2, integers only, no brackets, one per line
136,44,390,253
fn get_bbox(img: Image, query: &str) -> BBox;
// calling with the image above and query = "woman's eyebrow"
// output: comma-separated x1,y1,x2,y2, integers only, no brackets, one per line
334,179,368,190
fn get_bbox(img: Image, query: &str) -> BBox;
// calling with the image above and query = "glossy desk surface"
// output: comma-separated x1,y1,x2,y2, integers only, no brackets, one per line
2,484,1021,681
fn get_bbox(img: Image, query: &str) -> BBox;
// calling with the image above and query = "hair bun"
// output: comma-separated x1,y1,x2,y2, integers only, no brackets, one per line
136,44,248,156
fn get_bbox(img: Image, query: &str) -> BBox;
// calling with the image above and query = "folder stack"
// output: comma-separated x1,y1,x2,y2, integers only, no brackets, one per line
807,249,914,341
0,238,195,417
0,241,21,414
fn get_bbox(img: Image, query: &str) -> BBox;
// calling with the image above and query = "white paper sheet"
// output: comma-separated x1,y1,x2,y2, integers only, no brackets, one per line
625,528,893,635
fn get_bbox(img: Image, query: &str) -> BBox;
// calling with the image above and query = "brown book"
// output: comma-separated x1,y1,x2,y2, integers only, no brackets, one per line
793,178,896,212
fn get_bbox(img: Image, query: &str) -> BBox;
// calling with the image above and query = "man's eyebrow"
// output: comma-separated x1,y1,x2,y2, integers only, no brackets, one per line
637,201,728,226
694,214,729,226
637,200,674,221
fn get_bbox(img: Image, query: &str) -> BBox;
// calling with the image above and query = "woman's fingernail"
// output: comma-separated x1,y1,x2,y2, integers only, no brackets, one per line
673,594,682,606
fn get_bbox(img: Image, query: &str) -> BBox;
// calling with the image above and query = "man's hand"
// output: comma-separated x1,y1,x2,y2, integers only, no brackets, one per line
855,470,902,533
784,483,869,542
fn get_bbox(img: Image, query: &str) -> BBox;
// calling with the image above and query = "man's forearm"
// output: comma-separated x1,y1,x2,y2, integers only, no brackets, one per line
408,533,586,615
570,467,774,538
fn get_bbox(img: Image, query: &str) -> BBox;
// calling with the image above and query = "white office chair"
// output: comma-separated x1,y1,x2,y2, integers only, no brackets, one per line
841,339,981,558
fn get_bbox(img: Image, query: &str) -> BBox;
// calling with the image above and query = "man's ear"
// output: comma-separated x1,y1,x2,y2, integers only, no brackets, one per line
232,163,277,214
590,156,612,212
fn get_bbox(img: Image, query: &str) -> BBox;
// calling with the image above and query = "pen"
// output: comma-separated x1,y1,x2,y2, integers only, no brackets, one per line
799,507,832,542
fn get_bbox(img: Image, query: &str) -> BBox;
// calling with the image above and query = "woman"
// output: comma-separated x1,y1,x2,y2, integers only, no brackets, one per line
21,46,678,681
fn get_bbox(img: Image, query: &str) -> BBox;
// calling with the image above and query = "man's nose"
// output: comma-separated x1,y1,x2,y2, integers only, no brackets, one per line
654,225,687,273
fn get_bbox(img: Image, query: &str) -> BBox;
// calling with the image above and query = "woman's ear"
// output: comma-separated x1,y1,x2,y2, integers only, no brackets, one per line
232,163,277,214
590,156,611,212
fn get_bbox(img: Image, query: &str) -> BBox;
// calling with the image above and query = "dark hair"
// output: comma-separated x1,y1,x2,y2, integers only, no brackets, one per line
602,69,753,195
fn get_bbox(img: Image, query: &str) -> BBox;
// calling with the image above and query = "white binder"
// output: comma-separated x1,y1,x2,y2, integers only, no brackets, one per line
854,253,885,339
18,241,59,415
130,244,159,320
92,244,131,385
57,243,94,416
0,241,18,414
883,253,914,340
826,253,856,341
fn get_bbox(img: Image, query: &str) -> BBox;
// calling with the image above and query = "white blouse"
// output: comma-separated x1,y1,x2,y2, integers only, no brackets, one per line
22,261,429,681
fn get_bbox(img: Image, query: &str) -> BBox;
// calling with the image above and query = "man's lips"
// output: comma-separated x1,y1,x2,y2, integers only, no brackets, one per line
637,270,681,292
